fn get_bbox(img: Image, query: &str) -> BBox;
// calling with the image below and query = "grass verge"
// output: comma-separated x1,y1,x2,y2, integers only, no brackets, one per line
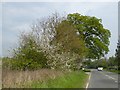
28,70,88,88
2,69,64,88
104,69,120,74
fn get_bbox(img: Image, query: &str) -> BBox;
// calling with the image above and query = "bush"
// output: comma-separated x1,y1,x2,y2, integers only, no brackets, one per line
2,57,12,70
10,59,42,70
8,32,49,70
83,69,91,72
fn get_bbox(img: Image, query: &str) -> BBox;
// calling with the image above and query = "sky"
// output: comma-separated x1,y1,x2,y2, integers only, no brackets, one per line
1,0,119,2
1,2,118,58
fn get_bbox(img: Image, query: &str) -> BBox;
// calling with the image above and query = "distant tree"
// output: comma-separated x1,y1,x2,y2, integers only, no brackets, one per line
115,38,120,69
108,56,116,67
83,59,107,69
98,59,107,68
67,13,111,59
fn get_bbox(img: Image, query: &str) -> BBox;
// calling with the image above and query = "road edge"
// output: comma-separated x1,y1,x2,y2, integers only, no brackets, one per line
86,72,91,89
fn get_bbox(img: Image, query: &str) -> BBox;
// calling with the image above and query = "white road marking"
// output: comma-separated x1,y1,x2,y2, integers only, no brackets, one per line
86,73,91,89
99,71,118,83
105,75,117,81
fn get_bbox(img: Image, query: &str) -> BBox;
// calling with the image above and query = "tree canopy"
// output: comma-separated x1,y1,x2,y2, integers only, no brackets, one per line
3,12,111,71
115,38,120,69
52,20,87,57
67,13,111,59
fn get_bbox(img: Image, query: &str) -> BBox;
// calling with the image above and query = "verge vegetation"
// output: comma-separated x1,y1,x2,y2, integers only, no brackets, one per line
27,71,88,88
2,12,111,88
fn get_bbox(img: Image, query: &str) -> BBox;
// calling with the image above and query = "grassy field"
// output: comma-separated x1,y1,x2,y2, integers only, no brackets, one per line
3,69,88,88
28,71,88,88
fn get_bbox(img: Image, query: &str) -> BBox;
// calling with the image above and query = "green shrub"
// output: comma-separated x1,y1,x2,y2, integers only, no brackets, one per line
2,57,12,70
10,59,42,70
7,33,49,70
2,46,48,70
83,69,91,72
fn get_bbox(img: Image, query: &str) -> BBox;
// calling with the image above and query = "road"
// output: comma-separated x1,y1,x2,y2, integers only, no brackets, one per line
88,69,119,89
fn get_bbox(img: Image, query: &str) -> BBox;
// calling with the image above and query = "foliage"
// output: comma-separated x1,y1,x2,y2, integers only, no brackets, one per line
83,69,91,72
50,20,88,70
53,20,87,56
2,57,12,70
107,56,116,67
82,60,96,69
10,32,48,70
97,59,107,68
28,13,88,71
105,69,120,74
83,58,108,69
83,56,118,70
67,13,111,59
115,38,120,70
4,12,111,71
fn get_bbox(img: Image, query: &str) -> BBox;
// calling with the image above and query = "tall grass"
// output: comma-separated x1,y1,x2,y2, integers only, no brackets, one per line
29,71,88,88
2,69,64,88
2,69,88,88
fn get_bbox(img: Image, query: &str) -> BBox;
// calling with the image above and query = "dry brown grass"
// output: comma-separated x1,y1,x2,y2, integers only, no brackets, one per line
2,69,64,88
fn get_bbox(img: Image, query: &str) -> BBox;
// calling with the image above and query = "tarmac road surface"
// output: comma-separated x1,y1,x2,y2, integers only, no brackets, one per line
88,69,119,89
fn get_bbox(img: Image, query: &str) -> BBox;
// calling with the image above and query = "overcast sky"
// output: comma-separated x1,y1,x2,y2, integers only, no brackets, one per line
1,2,118,58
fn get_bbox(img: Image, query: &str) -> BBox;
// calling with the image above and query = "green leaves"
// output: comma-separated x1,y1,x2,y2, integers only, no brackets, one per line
11,32,48,70
67,13,111,59
115,39,120,69
50,19,88,70
4,12,111,71
52,20,87,57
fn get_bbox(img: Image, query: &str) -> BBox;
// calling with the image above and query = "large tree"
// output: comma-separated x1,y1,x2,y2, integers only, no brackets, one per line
51,20,88,70
67,13,111,59
108,56,116,67
26,13,87,70
52,20,87,57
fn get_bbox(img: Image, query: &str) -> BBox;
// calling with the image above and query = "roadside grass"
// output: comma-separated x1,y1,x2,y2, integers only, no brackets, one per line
108,70,120,74
2,69,64,88
104,69,120,74
3,69,88,88
29,70,88,88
